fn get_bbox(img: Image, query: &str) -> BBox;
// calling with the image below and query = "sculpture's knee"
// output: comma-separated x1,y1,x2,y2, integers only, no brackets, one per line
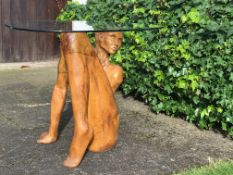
61,33,96,56
113,65,123,85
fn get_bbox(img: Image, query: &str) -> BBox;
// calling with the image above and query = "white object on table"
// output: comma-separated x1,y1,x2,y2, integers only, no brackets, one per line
71,0,89,30
72,21,94,31
72,0,87,4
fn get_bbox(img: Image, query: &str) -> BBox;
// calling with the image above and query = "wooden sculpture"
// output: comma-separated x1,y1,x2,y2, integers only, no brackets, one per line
95,32,123,92
37,32,123,168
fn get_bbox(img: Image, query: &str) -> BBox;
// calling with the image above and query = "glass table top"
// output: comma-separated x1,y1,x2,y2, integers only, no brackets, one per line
5,20,160,33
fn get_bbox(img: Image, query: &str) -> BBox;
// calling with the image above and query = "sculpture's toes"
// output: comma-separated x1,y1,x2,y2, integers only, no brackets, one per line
63,156,81,168
37,131,57,144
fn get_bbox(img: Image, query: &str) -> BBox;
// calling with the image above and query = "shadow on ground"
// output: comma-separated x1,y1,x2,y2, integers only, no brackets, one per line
0,67,233,175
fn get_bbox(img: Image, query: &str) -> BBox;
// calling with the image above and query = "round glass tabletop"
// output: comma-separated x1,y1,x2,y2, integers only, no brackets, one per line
5,20,160,33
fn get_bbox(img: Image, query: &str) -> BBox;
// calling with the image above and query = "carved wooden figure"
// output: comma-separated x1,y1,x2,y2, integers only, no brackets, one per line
95,32,123,92
37,32,123,168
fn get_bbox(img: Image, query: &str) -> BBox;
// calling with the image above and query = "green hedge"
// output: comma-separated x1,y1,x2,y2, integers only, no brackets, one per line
58,0,233,137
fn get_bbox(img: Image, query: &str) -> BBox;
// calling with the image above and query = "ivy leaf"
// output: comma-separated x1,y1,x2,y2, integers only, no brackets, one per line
187,8,201,24
206,20,220,32
176,79,187,89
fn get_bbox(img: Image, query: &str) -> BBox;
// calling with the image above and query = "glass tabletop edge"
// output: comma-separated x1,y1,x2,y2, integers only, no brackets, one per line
5,23,160,33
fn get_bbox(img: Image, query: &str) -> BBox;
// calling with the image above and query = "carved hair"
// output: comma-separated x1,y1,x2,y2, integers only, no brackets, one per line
95,32,103,46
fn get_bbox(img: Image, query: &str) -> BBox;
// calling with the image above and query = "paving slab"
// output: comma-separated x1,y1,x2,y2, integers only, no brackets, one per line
0,64,233,175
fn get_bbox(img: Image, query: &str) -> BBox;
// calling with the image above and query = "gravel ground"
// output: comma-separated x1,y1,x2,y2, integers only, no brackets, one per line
0,64,232,175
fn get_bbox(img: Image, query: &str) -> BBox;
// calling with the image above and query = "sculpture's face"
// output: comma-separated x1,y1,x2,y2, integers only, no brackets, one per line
99,32,123,54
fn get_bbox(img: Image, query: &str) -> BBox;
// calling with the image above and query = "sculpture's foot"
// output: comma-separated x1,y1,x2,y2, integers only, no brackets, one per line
63,155,82,168
63,128,93,168
37,131,57,144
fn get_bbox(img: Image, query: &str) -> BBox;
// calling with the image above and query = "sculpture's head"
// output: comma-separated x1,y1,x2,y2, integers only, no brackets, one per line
95,32,123,54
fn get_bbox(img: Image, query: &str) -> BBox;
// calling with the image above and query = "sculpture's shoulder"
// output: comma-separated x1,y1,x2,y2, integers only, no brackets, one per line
61,33,96,56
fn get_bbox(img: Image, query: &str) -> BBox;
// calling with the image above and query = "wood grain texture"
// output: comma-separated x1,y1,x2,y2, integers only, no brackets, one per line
37,0,60,61
0,0,60,62
1,0,11,62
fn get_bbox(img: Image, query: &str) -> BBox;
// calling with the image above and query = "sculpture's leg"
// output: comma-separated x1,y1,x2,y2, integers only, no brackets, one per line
37,49,68,144
61,33,93,168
